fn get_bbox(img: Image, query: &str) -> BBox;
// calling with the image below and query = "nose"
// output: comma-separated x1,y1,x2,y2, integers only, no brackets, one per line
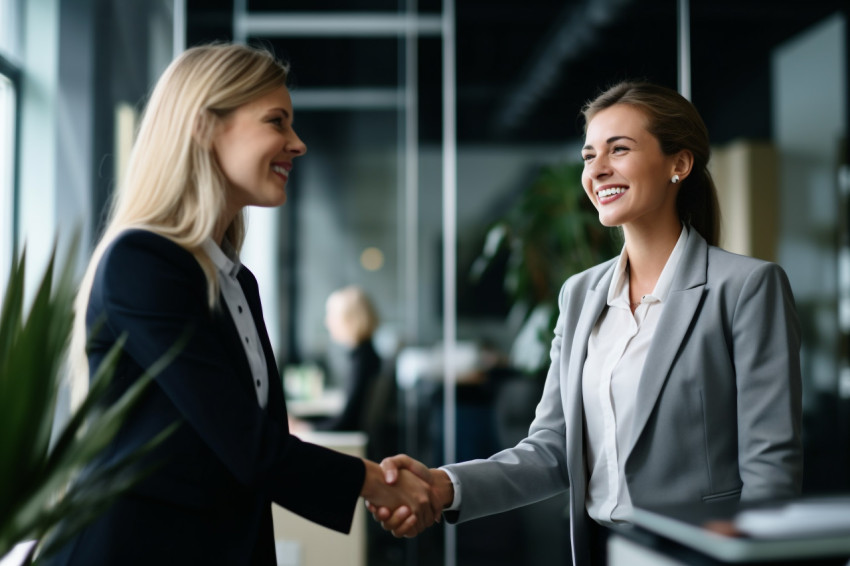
584,153,610,182
288,129,307,156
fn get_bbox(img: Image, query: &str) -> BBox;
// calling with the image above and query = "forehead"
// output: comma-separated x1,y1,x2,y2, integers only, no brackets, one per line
584,104,649,142
240,85,292,114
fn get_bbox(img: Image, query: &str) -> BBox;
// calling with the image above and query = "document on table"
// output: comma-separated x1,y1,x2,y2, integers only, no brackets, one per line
630,496,850,563
734,497,850,538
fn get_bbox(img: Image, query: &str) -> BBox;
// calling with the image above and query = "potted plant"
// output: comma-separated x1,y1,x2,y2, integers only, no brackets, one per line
470,161,620,374
0,240,178,564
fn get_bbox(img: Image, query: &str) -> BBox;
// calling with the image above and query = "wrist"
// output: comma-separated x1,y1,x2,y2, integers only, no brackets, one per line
431,469,454,509
359,459,382,500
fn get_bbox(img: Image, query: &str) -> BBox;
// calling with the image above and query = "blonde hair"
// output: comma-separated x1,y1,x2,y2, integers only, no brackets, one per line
325,286,379,345
69,43,289,410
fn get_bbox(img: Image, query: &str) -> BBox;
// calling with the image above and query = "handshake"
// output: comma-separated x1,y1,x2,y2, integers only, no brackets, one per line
360,455,454,538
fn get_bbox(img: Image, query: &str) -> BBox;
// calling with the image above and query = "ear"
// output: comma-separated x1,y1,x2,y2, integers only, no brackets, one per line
671,149,694,182
192,109,217,149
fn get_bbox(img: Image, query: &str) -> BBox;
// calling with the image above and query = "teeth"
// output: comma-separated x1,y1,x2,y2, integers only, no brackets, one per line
272,165,289,177
597,187,626,198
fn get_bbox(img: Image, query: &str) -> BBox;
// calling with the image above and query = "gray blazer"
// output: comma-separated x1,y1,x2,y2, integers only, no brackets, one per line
444,229,803,566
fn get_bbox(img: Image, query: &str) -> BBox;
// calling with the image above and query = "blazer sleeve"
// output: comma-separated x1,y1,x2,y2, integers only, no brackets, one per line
442,280,573,523
733,261,803,500
92,230,365,532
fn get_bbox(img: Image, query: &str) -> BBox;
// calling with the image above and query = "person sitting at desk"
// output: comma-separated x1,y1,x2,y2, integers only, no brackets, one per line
292,286,382,433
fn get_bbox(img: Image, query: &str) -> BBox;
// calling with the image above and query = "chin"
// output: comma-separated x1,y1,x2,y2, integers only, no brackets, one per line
597,213,621,228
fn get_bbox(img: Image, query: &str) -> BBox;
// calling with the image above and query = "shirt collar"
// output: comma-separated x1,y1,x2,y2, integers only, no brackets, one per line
607,225,689,308
202,238,241,278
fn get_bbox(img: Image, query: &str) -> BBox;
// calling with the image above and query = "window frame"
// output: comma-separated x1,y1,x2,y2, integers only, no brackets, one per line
0,51,21,268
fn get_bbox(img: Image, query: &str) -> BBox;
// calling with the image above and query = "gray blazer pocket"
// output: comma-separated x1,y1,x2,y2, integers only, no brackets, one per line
702,488,742,502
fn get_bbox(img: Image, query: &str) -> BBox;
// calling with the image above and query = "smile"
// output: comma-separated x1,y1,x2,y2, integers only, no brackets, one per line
597,186,627,198
271,164,289,179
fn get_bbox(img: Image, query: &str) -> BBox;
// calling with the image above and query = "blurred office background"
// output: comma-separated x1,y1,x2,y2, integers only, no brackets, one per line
1,1,848,565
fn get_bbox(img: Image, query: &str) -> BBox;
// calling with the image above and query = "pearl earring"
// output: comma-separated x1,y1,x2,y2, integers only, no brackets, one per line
671,174,680,184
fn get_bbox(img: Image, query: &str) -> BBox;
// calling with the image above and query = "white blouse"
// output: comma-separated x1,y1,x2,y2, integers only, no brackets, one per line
582,225,688,525
202,239,269,409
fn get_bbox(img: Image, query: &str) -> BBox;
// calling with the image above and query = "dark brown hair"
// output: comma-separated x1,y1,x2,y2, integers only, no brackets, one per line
582,81,721,246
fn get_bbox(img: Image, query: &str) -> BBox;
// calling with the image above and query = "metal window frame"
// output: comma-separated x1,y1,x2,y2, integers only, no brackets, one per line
0,51,21,255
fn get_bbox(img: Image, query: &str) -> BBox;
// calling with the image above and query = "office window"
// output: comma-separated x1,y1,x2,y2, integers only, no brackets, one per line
0,0,19,59
0,0,20,290
0,73,13,287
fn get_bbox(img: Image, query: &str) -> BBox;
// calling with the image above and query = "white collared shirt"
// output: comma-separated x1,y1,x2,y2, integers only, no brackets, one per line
582,225,688,525
441,227,689,516
202,239,269,409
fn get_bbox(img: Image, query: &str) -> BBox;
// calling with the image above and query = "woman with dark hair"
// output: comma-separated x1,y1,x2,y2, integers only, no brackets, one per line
371,81,803,566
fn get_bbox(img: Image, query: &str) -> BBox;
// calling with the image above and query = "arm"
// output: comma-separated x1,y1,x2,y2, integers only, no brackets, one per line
733,262,803,499
93,232,365,531
368,279,584,535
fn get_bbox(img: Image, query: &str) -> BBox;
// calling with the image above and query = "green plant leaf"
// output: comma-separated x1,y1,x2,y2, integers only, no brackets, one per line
469,161,620,373
0,237,182,560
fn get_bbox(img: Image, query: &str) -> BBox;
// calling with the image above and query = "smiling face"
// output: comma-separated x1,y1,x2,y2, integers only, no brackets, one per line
580,103,682,232
213,85,306,219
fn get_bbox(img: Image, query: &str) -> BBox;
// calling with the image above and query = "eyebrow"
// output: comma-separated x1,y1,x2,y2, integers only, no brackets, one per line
267,107,291,118
582,135,637,151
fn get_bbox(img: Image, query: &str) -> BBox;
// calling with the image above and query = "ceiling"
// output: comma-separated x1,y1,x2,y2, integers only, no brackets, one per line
186,0,848,145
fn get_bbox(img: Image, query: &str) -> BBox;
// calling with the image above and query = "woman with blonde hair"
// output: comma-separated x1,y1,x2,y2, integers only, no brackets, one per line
314,286,382,432
47,43,435,565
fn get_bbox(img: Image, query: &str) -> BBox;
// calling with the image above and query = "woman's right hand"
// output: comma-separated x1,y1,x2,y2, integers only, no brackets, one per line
366,454,454,537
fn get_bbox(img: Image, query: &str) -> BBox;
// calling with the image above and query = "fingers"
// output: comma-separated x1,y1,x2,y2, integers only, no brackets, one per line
380,505,412,536
364,499,393,522
390,513,421,538
380,453,431,484
365,455,444,538
394,469,437,531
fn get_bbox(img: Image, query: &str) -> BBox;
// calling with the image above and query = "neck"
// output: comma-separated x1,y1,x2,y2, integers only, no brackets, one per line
214,213,235,246
624,219,681,302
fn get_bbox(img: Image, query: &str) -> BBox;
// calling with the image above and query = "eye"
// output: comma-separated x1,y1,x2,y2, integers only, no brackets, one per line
581,153,595,163
612,145,629,154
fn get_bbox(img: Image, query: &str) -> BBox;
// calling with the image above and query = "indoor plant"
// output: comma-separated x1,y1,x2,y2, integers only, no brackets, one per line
0,239,179,563
470,161,620,373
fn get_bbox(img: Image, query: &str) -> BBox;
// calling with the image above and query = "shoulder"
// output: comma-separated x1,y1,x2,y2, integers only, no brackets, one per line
102,229,194,265
702,246,796,315
705,245,790,284
558,256,617,301
95,229,206,297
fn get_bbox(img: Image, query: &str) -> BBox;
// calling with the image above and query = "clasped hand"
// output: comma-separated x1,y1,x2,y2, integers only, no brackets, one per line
363,454,452,538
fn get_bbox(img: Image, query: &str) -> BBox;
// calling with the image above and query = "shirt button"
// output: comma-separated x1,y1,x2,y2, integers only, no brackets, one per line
238,305,243,313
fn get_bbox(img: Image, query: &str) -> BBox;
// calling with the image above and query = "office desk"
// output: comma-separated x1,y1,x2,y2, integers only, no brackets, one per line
609,498,850,566
272,431,367,566
286,389,346,418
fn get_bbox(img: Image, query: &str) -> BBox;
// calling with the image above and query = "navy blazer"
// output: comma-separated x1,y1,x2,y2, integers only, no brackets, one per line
46,230,365,565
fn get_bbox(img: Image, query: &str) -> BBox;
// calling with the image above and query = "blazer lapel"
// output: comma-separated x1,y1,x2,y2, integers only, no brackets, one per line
626,230,708,457
564,266,613,481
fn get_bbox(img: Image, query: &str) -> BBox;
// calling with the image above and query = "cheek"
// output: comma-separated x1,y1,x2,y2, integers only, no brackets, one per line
581,172,594,200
